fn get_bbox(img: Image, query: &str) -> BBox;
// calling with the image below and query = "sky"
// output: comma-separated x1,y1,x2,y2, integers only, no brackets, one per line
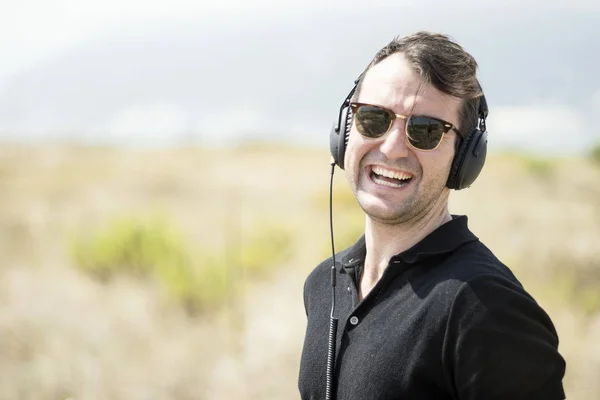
1,0,599,153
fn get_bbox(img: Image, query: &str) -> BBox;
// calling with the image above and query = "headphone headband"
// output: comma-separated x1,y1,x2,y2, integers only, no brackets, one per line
334,77,362,134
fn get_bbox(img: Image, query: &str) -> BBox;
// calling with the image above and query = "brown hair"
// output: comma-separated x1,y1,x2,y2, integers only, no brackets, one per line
353,31,483,137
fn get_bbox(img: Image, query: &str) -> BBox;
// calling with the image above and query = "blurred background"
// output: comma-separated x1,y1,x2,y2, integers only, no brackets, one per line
1,0,599,399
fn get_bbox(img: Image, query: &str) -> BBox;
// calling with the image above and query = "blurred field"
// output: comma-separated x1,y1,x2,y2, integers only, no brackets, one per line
0,143,599,399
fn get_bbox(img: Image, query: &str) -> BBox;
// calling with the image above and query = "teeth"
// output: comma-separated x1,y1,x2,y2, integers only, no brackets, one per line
372,174,410,188
372,166,412,181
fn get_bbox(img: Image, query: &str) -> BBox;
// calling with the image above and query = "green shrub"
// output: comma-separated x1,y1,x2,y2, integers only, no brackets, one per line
71,215,192,281
519,154,556,180
157,254,230,315
69,214,294,315
241,224,294,277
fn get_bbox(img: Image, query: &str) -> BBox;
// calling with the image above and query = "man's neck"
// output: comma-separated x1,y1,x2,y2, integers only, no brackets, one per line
359,200,452,299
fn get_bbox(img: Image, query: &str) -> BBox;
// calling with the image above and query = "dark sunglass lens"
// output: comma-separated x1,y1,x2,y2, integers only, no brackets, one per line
354,106,391,138
407,116,445,150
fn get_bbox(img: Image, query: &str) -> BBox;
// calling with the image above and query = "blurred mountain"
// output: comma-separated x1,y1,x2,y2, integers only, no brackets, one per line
0,6,598,150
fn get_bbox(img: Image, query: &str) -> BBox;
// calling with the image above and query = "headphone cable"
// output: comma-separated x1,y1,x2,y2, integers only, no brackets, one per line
325,158,338,400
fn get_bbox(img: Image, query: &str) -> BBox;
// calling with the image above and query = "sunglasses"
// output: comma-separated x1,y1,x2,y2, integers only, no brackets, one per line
350,102,462,151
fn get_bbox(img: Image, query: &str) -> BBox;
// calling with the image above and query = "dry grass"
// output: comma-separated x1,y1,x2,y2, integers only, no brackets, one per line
0,143,598,399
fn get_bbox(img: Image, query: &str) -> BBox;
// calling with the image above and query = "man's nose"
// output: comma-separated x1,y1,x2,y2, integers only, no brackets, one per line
379,121,409,159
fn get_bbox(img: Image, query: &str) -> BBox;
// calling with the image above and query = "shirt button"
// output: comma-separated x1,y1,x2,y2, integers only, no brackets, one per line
349,316,359,325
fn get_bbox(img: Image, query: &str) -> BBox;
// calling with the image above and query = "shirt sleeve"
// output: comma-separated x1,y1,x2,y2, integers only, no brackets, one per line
442,274,566,400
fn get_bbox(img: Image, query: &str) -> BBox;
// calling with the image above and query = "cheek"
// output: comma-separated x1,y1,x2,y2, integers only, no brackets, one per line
437,135,457,168
419,146,455,180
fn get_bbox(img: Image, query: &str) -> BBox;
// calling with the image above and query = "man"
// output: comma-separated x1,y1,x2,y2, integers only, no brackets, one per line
298,32,566,400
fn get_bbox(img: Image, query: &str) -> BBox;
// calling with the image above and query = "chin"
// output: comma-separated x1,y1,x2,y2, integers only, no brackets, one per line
355,192,414,224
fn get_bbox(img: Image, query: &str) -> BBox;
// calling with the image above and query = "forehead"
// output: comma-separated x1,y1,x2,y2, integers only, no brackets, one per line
357,52,461,122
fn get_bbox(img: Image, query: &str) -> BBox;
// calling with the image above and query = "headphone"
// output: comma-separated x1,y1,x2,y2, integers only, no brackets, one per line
329,76,489,190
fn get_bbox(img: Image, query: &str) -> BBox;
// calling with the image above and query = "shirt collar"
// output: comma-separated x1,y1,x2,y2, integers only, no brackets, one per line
340,215,478,270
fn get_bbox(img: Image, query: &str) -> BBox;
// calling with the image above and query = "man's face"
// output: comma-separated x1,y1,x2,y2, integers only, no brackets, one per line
344,52,462,225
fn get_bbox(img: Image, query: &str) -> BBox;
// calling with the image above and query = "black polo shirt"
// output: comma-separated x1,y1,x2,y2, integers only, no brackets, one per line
298,215,566,400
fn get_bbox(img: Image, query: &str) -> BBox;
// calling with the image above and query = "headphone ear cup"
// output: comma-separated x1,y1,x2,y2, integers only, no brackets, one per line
329,106,353,170
447,129,487,190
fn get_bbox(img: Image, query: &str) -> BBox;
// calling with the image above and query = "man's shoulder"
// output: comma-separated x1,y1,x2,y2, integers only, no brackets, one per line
438,239,519,285
303,256,332,294
304,246,351,290
415,240,552,339
414,239,525,304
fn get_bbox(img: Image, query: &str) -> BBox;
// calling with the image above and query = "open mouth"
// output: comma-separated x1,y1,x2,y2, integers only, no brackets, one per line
370,165,413,188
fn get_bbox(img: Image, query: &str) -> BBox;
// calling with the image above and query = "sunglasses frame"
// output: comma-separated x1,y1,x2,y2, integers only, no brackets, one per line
349,102,462,152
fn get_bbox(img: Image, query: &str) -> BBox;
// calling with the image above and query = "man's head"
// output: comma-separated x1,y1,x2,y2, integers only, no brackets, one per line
353,32,483,138
344,32,483,225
